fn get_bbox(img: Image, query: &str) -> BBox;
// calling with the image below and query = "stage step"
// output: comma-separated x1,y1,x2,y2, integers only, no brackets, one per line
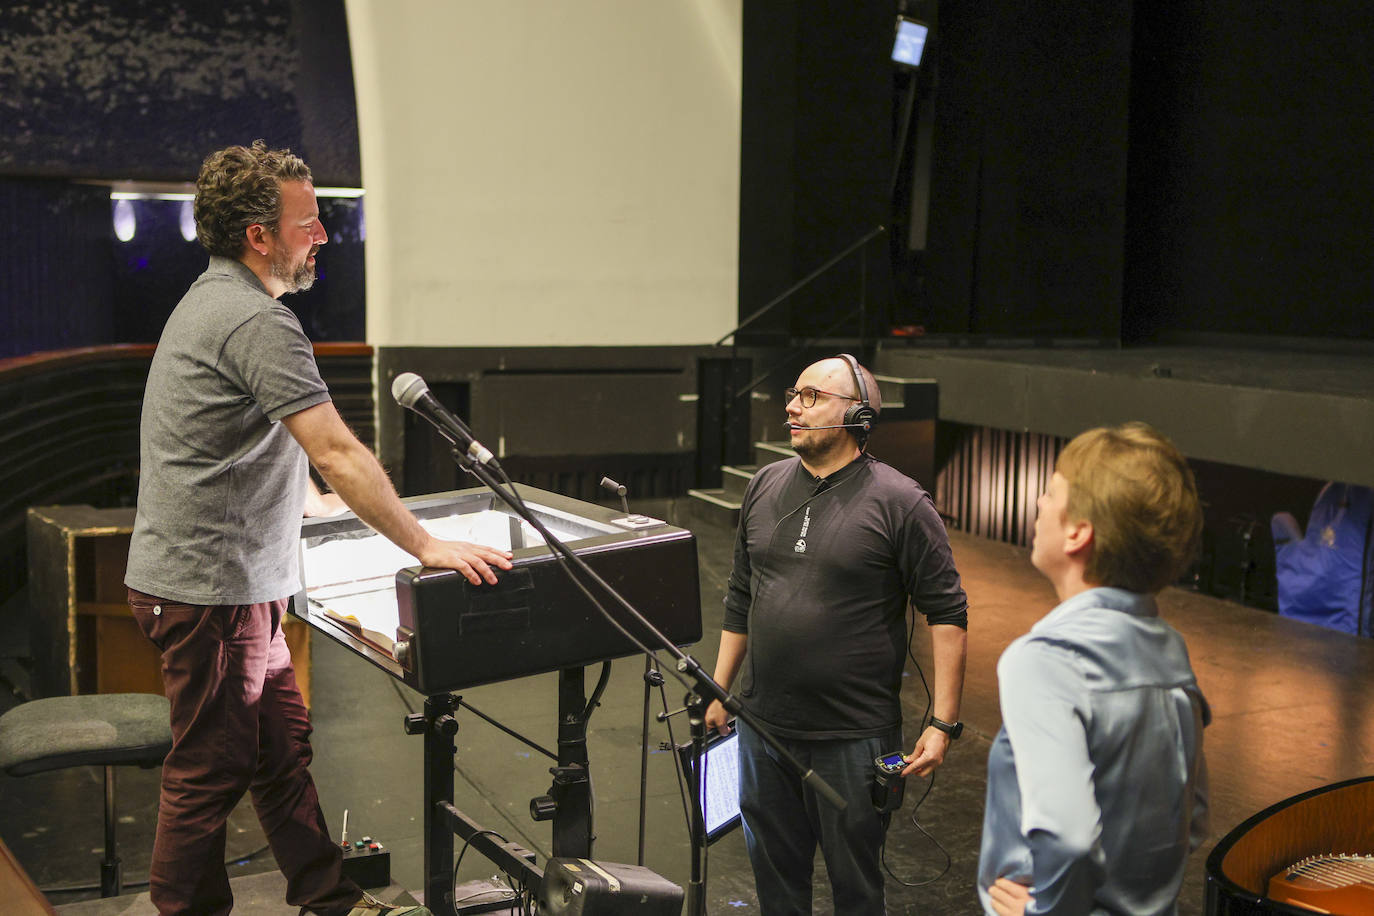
754,441,794,467
54,874,418,915
683,487,740,531
874,373,909,409
685,441,796,530
721,464,756,501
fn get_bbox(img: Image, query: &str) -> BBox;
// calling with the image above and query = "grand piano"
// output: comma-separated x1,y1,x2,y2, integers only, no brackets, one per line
291,484,703,914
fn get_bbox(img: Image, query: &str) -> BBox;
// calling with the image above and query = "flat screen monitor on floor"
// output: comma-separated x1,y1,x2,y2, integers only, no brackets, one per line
678,729,741,844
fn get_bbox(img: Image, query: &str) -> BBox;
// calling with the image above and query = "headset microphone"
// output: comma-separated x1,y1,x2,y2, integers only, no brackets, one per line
836,353,877,449
783,420,872,432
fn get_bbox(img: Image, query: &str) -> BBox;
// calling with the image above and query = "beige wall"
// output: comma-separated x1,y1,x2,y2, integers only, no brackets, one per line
345,0,741,347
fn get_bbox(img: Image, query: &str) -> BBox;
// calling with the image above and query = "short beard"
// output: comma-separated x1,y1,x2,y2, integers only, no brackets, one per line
792,426,856,465
270,247,316,294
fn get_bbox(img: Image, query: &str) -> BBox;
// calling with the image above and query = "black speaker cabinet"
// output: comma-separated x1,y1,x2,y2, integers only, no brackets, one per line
539,858,683,915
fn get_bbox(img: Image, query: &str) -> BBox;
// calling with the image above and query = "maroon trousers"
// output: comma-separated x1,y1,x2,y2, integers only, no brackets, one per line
129,589,361,916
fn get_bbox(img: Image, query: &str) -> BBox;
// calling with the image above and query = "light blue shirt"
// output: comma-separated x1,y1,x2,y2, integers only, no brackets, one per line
977,587,1209,915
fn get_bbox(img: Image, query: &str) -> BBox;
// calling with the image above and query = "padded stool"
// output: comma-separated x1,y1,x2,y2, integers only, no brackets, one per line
0,693,173,897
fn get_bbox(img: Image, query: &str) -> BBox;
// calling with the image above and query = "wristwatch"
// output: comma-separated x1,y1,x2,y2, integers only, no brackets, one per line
928,715,964,740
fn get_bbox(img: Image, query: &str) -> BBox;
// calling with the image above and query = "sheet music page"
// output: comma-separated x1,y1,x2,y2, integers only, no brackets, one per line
309,591,401,651
701,736,742,835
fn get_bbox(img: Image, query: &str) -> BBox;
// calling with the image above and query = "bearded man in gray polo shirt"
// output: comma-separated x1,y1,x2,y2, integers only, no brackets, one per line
125,141,510,916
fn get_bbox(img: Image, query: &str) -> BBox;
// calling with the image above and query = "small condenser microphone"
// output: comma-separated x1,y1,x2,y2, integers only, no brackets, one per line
599,476,631,516
391,372,500,470
598,475,661,530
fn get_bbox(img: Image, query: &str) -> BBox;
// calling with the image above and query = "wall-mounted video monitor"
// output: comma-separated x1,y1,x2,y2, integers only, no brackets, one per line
892,16,930,69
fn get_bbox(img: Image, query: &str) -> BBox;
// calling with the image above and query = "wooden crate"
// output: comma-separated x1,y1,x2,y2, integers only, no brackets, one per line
26,505,311,705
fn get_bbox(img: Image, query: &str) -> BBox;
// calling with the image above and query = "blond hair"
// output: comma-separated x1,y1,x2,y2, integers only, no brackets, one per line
1056,422,1203,594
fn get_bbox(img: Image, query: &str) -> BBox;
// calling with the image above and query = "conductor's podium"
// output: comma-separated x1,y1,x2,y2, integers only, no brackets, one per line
293,484,701,694
292,484,703,911
1206,775,1374,914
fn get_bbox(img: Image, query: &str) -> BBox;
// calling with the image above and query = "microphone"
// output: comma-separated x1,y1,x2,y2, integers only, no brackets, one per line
392,372,500,470
599,475,660,529
783,420,872,432
599,476,631,516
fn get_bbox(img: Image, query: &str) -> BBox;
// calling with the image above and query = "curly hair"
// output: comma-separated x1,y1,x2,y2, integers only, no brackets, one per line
1056,422,1203,594
193,140,313,258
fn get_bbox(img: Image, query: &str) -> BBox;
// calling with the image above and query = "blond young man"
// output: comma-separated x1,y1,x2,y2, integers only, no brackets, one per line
978,422,1209,916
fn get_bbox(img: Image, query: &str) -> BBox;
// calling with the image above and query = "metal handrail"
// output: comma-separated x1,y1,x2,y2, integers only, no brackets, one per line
700,224,887,476
730,306,875,403
713,224,886,347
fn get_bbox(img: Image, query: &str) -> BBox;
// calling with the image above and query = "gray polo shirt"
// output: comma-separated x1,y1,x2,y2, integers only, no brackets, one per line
125,257,332,605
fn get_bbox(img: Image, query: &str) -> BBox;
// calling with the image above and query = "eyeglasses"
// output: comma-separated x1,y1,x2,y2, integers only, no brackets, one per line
784,386,861,409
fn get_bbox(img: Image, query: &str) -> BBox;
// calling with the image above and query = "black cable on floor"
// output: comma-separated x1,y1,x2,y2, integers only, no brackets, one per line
880,770,952,888
879,603,953,887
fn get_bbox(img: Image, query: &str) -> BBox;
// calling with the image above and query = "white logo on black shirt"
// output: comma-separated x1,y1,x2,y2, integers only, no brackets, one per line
795,506,812,553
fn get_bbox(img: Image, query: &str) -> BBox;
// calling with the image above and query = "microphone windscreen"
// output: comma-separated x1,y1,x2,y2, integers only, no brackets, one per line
599,476,628,497
392,372,428,408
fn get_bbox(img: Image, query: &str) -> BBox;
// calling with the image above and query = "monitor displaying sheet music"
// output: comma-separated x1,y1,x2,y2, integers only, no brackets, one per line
678,730,742,844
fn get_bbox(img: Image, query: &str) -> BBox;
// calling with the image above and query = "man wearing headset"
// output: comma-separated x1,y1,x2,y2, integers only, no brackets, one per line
704,354,969,915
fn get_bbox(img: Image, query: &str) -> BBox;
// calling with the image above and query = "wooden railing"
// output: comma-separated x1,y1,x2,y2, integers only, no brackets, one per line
0,343,375,611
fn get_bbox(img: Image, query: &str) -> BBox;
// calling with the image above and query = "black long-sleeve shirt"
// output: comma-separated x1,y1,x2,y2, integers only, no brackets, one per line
724,454,967,739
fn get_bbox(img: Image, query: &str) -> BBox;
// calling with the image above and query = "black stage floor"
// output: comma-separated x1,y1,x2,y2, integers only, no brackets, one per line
3,496,1372,914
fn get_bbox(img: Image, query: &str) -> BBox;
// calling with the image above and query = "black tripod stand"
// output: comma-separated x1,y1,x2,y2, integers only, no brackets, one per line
681,690,711,915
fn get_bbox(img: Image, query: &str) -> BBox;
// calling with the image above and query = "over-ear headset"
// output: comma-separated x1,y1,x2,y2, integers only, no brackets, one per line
837,353,878,444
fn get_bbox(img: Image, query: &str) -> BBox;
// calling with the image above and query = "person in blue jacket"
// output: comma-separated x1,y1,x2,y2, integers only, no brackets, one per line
979,422,1210,916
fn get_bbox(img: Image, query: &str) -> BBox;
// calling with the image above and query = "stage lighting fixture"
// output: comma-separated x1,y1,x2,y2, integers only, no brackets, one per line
113,198,136,242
